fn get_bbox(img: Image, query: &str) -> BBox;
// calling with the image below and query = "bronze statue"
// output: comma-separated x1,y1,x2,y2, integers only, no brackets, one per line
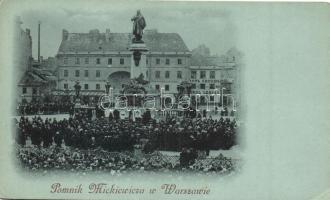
131,10,146,43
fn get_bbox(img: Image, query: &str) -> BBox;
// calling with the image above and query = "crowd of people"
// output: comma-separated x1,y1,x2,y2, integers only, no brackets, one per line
17,146,234,174
15,113,237,151
14,109,237,173
16,102,74,115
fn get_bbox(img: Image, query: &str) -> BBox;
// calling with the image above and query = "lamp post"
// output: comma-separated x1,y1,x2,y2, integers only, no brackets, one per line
64,88,69,100
74,81,81,98
105,81,111,95
221,87,226,111
74,81,81,108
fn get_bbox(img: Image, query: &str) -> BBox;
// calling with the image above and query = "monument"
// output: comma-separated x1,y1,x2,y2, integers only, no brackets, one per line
129,10,149,79
123,10,149,107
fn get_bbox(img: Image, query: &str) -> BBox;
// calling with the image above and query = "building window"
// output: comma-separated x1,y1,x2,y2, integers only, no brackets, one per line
22,87,27,94
165,58,170,65
155,85,160,90
64,83,68,89
200,71,206,79
75,57,80,64
85,57,89,64
210,71,215,79
84,70,89,77
96,84,100,90
178,59,182,65
191,71,197,79
165,85,169,91
84,84,88,90
210,84,215,89
155,71,160,78
64,70,68,77
120,58,124,65
156,58,160,64
146,59,148,65
177,71,182,79
75,70,80,77
96,70,100,78
192,84,196,89
165,71,170,78
200,84,205,89
108,58,112,65
210,96,215,101
96,58,100,64
32,88,37,95
63,57,68,64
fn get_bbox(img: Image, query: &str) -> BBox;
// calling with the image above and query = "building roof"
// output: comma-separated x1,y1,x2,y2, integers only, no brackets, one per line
58,29,190,53
18,68,56,86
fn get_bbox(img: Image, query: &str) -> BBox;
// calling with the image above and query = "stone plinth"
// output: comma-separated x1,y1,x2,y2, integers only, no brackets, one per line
129,43,149,79
74,98,81,109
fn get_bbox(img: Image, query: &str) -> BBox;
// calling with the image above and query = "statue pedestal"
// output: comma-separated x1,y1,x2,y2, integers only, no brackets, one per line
129,43,149,79
74,98,81,109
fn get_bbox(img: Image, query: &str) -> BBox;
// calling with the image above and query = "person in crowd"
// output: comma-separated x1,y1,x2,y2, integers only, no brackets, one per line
54,131,62,147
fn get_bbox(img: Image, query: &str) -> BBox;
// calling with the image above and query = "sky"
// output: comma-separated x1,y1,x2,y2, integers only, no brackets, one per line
18,1,237,59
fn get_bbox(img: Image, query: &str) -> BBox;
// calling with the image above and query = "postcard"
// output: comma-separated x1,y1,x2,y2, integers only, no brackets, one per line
0,0,329,199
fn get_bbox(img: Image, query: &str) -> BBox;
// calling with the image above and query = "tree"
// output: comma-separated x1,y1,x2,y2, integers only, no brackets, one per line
191,44,211,66
192,44,211,56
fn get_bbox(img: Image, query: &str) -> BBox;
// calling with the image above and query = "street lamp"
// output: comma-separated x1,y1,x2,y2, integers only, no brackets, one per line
64,88,70,102
221,87,226,111
74,81,81,98
105,81,111,95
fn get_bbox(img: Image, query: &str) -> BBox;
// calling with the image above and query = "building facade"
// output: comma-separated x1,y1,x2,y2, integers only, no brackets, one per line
189,63,238,106
55,29,190,97
14,17,32,84
17,68,57,103
14,17,33,103
55,28,240,106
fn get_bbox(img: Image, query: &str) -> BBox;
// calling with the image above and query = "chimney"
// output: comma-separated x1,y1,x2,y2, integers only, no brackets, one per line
62,29,69,40
38,21,41,63
106,28,110,42
89,29,100,41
